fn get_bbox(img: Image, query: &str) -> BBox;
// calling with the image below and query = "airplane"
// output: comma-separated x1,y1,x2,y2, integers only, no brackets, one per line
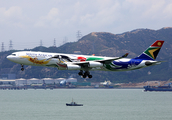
7,40,164,79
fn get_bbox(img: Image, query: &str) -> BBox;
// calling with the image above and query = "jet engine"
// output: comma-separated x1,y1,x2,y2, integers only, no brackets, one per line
67,65,81,70
88,61,104,68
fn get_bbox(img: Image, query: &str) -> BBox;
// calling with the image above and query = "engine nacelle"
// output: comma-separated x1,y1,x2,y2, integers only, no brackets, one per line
67,65,81,70
88,61,104,68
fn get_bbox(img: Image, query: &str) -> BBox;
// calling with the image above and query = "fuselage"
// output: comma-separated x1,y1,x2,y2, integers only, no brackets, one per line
7,51,157,71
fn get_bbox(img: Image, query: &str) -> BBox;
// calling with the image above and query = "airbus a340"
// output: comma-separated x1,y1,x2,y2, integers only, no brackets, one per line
7,40,164,78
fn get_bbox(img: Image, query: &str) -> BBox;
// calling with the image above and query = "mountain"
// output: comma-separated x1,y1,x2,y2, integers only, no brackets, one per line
1,27,172,83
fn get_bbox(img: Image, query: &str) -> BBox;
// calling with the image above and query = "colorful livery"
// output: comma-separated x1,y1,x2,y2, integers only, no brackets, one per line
7,40,164,78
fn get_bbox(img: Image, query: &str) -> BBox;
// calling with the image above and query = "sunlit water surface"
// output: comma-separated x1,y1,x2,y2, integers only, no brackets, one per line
0,89,172,120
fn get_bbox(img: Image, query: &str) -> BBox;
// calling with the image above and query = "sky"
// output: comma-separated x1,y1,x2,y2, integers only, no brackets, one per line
0,0,172,50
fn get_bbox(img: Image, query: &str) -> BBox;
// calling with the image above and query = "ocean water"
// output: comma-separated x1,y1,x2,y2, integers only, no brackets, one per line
0,89,172,120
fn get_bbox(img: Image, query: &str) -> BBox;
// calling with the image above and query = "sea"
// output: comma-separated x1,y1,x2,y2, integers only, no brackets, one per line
0,89,172,120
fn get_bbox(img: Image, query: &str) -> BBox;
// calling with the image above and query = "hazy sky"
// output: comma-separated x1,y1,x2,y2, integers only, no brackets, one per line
0,0,172,50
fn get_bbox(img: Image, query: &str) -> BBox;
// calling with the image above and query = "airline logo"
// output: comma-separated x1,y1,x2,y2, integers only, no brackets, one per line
151,40,164,47
20,55,51,65
77,56,86,62
145,40,164,60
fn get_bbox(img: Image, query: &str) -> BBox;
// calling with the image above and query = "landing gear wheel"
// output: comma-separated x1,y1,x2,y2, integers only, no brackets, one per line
78,70,83,76
80,71,93,78
88,75,92,78
21,68,24,71
83,74,87,78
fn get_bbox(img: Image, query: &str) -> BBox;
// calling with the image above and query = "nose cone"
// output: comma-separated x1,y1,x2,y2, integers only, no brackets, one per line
7,55,11,60
7,55,14,62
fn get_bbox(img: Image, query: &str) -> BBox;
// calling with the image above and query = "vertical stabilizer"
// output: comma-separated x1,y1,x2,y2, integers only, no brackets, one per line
135,40,164,60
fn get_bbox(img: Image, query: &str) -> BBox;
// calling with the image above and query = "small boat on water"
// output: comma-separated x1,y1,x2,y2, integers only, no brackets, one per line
66,98,83,106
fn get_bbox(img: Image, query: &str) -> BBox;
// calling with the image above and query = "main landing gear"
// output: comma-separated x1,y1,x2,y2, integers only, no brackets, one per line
21,64,24,71
78,70,92,78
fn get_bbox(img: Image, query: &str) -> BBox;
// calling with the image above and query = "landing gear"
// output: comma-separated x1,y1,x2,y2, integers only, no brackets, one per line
78,70,83,76
88,74,92,78
78,70,92,78
21,64,24,71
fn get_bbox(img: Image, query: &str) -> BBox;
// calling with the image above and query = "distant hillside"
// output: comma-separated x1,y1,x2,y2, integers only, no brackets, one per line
1,27,172,83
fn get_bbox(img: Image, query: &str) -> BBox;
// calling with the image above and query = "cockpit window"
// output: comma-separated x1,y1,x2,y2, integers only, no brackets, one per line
12,54,16,56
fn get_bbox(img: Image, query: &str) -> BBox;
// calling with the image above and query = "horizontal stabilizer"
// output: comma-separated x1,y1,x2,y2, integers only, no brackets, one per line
145,61,164,66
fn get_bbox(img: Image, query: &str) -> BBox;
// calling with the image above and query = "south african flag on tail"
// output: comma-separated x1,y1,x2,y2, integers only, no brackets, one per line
135,40,164,60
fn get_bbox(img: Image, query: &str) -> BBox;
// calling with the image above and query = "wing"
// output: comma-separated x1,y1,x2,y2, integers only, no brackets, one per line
97,53,129,64
73,53,129,67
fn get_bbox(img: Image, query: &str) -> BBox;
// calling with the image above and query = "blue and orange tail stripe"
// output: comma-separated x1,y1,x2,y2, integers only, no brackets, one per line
135,40,164,60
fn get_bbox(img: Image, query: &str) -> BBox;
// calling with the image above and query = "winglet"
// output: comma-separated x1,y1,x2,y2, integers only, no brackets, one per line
122,53,129,58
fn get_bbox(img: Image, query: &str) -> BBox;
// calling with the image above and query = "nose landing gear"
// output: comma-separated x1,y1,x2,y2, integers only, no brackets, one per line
21,64,24,71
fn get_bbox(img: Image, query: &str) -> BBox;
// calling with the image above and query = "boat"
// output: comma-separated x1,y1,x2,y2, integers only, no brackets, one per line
66,98,83,106
144,83,172,91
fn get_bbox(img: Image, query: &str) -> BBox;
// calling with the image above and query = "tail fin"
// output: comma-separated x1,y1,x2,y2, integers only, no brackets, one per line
135,40,164,60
